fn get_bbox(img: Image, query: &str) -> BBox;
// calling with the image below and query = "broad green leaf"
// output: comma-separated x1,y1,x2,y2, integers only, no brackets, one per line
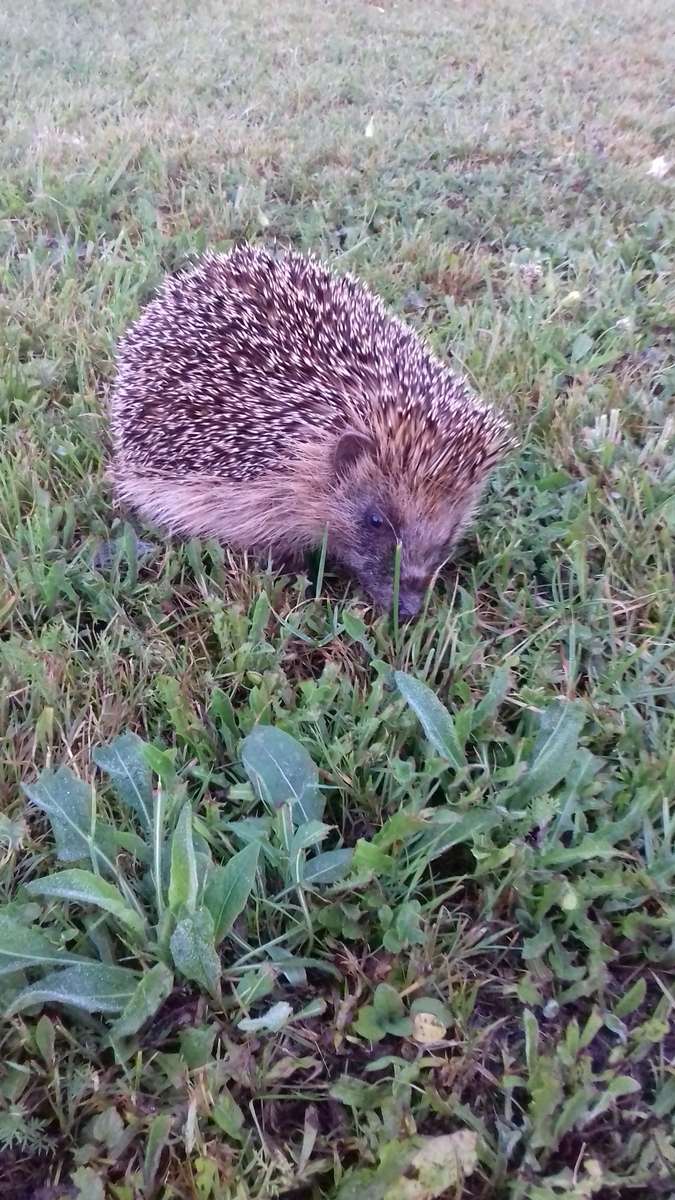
0,914,92,977
193,836,214,907
96,825,150,864
330,1077,390,1110
203,842,260,945
35,1015,56,1066
473,666,511,727
90,1108,125,1153
72,1167,105,1200
394,672,466,770
522,922,555,960
168,804,198,915
372,983,410,1034
235,966,275,1007
170,906,221,1003
26,869,146,939
374,810,425,850
143,743,179,789
249,589,271,642
6,963,139,1016
549,749,603,839
23,766,92,862
615,977,646,1019
266,946,307,985
353,1005,387,1041
211,1087,245,1141
652,1076,675,1119
661,494,675,533
241,726,323,825
303,849,354,886
290,820,331,857
382,900,425,953
524,1009,540,1070
352,840,395,876
579,1008,604,1050
144,1113,172,1194
354,982,412,1042
539,833,622,868
110,963,174,1041
209,688,238,742
374,983,406,1021
223,816,272,845
285,819,330,885
194,1159,217,1196
517,701,586,800
93,732,153,834
571,330,593,363
341,611,376,656
609,1074,641,1097
180,1024,216,1068
415,809,499,862
582,1075,641,1125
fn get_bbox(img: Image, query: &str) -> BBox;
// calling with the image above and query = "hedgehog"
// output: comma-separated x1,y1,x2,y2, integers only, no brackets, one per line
109,245,516,617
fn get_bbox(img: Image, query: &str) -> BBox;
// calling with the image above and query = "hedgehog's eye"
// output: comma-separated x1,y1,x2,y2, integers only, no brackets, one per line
368,512,384,530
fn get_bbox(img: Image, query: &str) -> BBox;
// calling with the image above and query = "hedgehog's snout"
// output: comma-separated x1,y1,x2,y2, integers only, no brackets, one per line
362,575,427,621
397,586,425,620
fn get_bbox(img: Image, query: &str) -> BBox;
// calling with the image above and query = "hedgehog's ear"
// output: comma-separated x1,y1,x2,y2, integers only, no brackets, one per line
333,430,376,479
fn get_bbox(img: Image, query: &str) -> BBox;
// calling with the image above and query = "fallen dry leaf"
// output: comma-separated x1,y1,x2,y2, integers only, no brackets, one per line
411,1010,447,1044
388,1132,478,1200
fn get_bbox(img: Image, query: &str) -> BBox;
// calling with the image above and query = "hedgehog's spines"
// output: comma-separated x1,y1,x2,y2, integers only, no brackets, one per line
110,244,516,500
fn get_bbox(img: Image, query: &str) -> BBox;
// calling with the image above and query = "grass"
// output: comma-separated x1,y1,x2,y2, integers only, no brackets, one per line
0,0,674,1196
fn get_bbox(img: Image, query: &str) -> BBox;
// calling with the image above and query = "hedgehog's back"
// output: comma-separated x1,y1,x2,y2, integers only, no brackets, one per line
110,245,436,482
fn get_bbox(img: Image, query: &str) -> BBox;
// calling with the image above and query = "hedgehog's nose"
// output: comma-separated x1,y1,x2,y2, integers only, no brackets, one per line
398,589,423,620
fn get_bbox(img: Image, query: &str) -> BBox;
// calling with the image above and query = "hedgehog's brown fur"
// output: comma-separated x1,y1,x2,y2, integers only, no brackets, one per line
110,244,516,615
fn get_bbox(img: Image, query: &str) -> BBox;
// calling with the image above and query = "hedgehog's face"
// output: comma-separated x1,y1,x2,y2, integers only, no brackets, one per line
329,431,483,618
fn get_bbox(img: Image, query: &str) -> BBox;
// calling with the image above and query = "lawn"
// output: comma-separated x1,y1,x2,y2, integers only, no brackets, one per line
1,0,674,1197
